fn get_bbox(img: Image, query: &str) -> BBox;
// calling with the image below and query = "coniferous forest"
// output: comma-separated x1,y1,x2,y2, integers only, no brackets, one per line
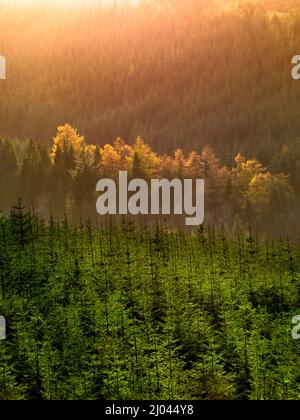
1,0,300,401
1,207,300,400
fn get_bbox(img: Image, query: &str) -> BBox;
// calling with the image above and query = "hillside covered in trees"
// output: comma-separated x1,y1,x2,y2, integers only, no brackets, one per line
2,0,300,401
0,208,300,400
0,123,297,236
1,0,300,168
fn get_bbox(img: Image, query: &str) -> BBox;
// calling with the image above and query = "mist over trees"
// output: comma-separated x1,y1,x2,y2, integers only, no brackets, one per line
2,0,300,401
0,123,296,236
0,0,300,167
1,0,300,231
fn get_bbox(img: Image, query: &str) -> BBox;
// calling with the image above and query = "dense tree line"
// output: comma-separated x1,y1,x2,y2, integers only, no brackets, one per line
0,208,300,400
1,0,300,166
0,123,298,236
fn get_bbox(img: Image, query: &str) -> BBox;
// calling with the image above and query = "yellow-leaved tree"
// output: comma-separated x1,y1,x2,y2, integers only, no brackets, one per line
132,136,160,179
50,124,89,217
99,138,132,179
51,123,86,171
232,154,266,209
248,173,294,216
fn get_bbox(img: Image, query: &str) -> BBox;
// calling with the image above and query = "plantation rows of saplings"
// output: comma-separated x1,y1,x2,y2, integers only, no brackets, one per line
1,203,300,400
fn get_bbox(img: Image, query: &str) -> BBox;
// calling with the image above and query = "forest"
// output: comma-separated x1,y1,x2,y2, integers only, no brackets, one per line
1,0,300,401
1,122,300,400
1,0,300,235
0,0,300,167
0,123,297,237
0,206,300,400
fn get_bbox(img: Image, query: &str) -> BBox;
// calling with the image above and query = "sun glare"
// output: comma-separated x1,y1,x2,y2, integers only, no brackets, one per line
0,0,140,6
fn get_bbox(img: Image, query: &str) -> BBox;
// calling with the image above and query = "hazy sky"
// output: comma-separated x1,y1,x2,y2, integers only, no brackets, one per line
0,0,141,6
